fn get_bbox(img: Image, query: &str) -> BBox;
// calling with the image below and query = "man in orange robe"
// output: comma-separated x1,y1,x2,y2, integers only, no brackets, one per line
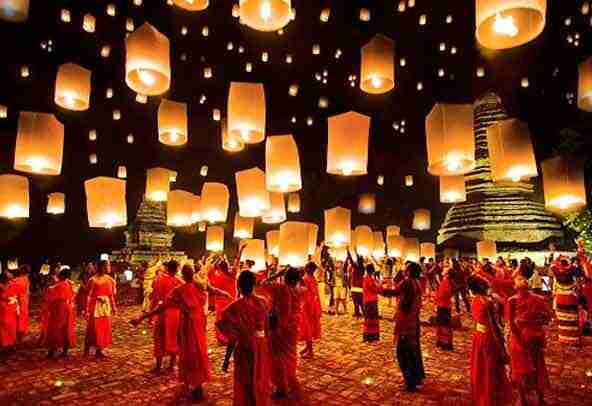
299,262,321,358
42,268,76,358
213,259,238,345
13,265,30,342
0,272,21,353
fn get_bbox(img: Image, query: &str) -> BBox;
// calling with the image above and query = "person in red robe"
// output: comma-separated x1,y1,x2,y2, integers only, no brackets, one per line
13,265,30,342
213,248,241,345
217,270,271,406
435,267,453,351
507,274,552,406
84,260,117,358
0,272,21,353
299,262,321,358
468,275,513,406
149,260,184,372
363,264,381,342
41,268,76,358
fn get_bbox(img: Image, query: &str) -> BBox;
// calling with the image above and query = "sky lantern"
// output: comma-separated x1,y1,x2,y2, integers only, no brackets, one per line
158,99,188,146
266,230,280,256
0,174,29,219
0,0,29,22
47,192,65,215
327,111,370,176
54,63,91,111
221,119,245,152
242,239,266,271
426,103,474,176
439,175,467,203
84,177,127,228
287,192,300,213
190,194,201,223
265,134,302,192
373,231,385,259
475,0,546,50
324,206,351,247
125,23,170,96
360,34,395,94
167,190,195,227
206,225,224,252
14,111,64,175
420,242,436,259
412,208,431,230
405,175,414,187
173,0,208,11
306,223,319,256
477,240,497,260
234,214,254,239
487,119,537,183
228,81,266,144
354,225,373,256
201,182,229,223
83,13,96,32
279,221,309,267
541,155,587,213
239,0,292,32
358,193,376,214
403,237,420,262
236,167,271,217
117,166,127,179
262,192,286,224
386,225,400,237
387,235,406,258
578,56,592,111
146,167,172,202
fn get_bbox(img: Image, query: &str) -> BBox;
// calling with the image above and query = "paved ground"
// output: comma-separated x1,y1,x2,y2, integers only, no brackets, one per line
1,295,592,405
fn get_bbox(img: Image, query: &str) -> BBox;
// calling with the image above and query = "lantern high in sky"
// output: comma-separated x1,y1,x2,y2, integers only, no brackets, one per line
541,155,587,213
265,135,302,192
360,34,395,94
227,82,266,144
239,0,292,32
235,167,271,217
84,177,127,228
0,174,29,219
327,111,370,176
14,112,64,176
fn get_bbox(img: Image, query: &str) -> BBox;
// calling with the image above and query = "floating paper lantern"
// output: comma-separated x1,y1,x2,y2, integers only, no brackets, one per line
158,99,188,146
54,63,91,111
201,182,229,223
167,190,195,226
117,166,127,179
487,119,537,183
266,230,280,256
359,8,370,21
106,3,116,16
200,166,208,177
578,56,592,111
439,175,466,203
125,23,171,96
169,171,178,182
0,175,29,219
373,231,385,259
89,154,98,164
306,223,319,256
84,177,127,228
426,103,475,176
541,155,587,212
100,45,111,58
198,221,206,232
15,111,64,175
234,214,254,239
47,192,65,215
279,221,309,267
287,193,300,213
236,167,271,217
403,237,420,262
475,0,546,50
112,110,121,120
324,207,351,247
354,225,374,256
405,175,414,187
83,14,96,32
320,8,330,22
60,9,70,23
476,240,497,260
327,111,370,176
358,193,376,214
146,167,171,201
360,34,395,94
190,194,201,223
0,105,7,118
265,134,302,192
228,82,266,144
262,192,286,224
221,119,245,152
173,0,208,11
412,209,431,230
329,247,348,262
386,226,401,238
377,175,384,186
420,242,436,259
206,226,224,252
0,0,29,22
387,235,406,258
239,0,292,32
243,239,266,271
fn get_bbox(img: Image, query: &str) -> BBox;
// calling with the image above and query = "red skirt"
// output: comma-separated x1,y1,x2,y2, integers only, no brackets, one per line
470,331,513,406
43,300,76,349
509,333,550,392
363,301,380,341
153,307,180,357
0,302,18,347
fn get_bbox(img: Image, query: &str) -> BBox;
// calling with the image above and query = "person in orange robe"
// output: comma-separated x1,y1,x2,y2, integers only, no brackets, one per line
149,260,184,372
435,267,453,351
0,272,21,353
84,260,117,358
42,268,76,358
213,250,240,345
13,265,30,342
298,262,321,358
217,270,271,406
507,274,552,406
362,264,381,342
468,275,513,406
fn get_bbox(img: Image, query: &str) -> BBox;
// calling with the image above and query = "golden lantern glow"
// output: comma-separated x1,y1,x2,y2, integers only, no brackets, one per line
287,192,300,213
206,225,224,252
0,174,29,219
279,221,309,267
403,237,420,262
0,0,29,22
158,99,188,146
227,82,266,144
146,167,172,202
358,193,376,214
387,235,406,258
54,63,91,111
198,221,206,232
236,167,271,217
541,155,587,213
84,177,127,228
327,111,370,176
200,166,208,177
354,225,373,256
234,214,254,239
15,111,64,175
387,225,401,238
426,103,475,176
324,207,351,247
117,166,127,179
266,230,280,257
439,175,467,203
412,209,431,230
476,240,497,260
167,190,195,227
475,0,546,50
60,9,70,23
125,23,171,96
239,0,292,32
578,56,592,111
221,119,245,152
405,175,414,187
190,194,201,223
487,119,537,183
173,0,208,11
265,134,302,192
306,223,319,256
373,231,385,259
360,34,395,94
47,192,65,215
200,182,230,223
420,242,436,259
359,8,370,21
329,246,348,262
83,14,96,33
243,239,266,271
262,192,286,224
320,8,330,22
89,153,98,164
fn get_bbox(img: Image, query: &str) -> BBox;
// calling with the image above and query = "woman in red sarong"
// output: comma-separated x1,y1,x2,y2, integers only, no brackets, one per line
435,267,453,351
298,262,321,358
507,274,552,406
363,264,381,342
0,273,21,352
41,268,76,358
217,270,271,406
84,260,117,358
468,275,513,406
13,265,30,342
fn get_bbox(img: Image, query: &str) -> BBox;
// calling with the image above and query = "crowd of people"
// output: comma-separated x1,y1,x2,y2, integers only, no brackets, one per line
0,240,591,405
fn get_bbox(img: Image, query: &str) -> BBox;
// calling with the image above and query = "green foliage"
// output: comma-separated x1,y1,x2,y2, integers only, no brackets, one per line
564,208,592,251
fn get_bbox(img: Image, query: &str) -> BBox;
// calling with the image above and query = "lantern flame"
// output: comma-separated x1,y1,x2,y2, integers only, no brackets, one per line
443,191,462,203
102,213,120,229
137,69,156,86
444,154,462,172
240,127,251,142
26,157,49,173
507,166,528,182
549,195,585,211
4,205,26,219
260,1,272,21
340,161,354,176
150,191,167,202
370,76,383,89
493,12,518,37
62,91,77,108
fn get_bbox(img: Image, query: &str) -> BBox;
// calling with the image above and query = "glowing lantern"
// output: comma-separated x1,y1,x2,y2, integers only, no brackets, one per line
158,99,187,146
146,167,172,201
0,175,29,219
60,9,70,23
265,134,302,192
306,223,319,255
167,190,194,227
266,230,280,256
329,247,348,262
15,111,64,175
190,195,201,223
239,0,292,32
439,176,466,203
359,8,370,21
373,231,385,259
412,209,431,230
206,226,224,252
324,207,351,247
360,34,395,94
125,23,171,96
541,155,587,213
403,237,420,262
358,193,376,214
83,14,96,33
354,225,374,256
201,182,229,223
287,193,300,213
46,192,65,215
475,0,546,50
405,175,414,187
84,177,127,228
578,56,592,111
0,105,6,118
320,8,330,22
426,103,475,176
54,63,91,111
234,214,254,239
243,239,266,271
173,0,208,11
228,82,266,144
89,154,98,164
327,111,370,176
420,242,436,259
476,240,497,261
387,235,405,258
236,167,271,217
262,192,286,224
279,221,309,267
386,226,401,238
198,221,206,232
117,166,127,179
0,0,29,22
221,119,245,152
200,166,208,177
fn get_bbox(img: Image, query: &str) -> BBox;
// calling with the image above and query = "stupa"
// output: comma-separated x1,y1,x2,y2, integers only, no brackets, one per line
437,93,564,248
